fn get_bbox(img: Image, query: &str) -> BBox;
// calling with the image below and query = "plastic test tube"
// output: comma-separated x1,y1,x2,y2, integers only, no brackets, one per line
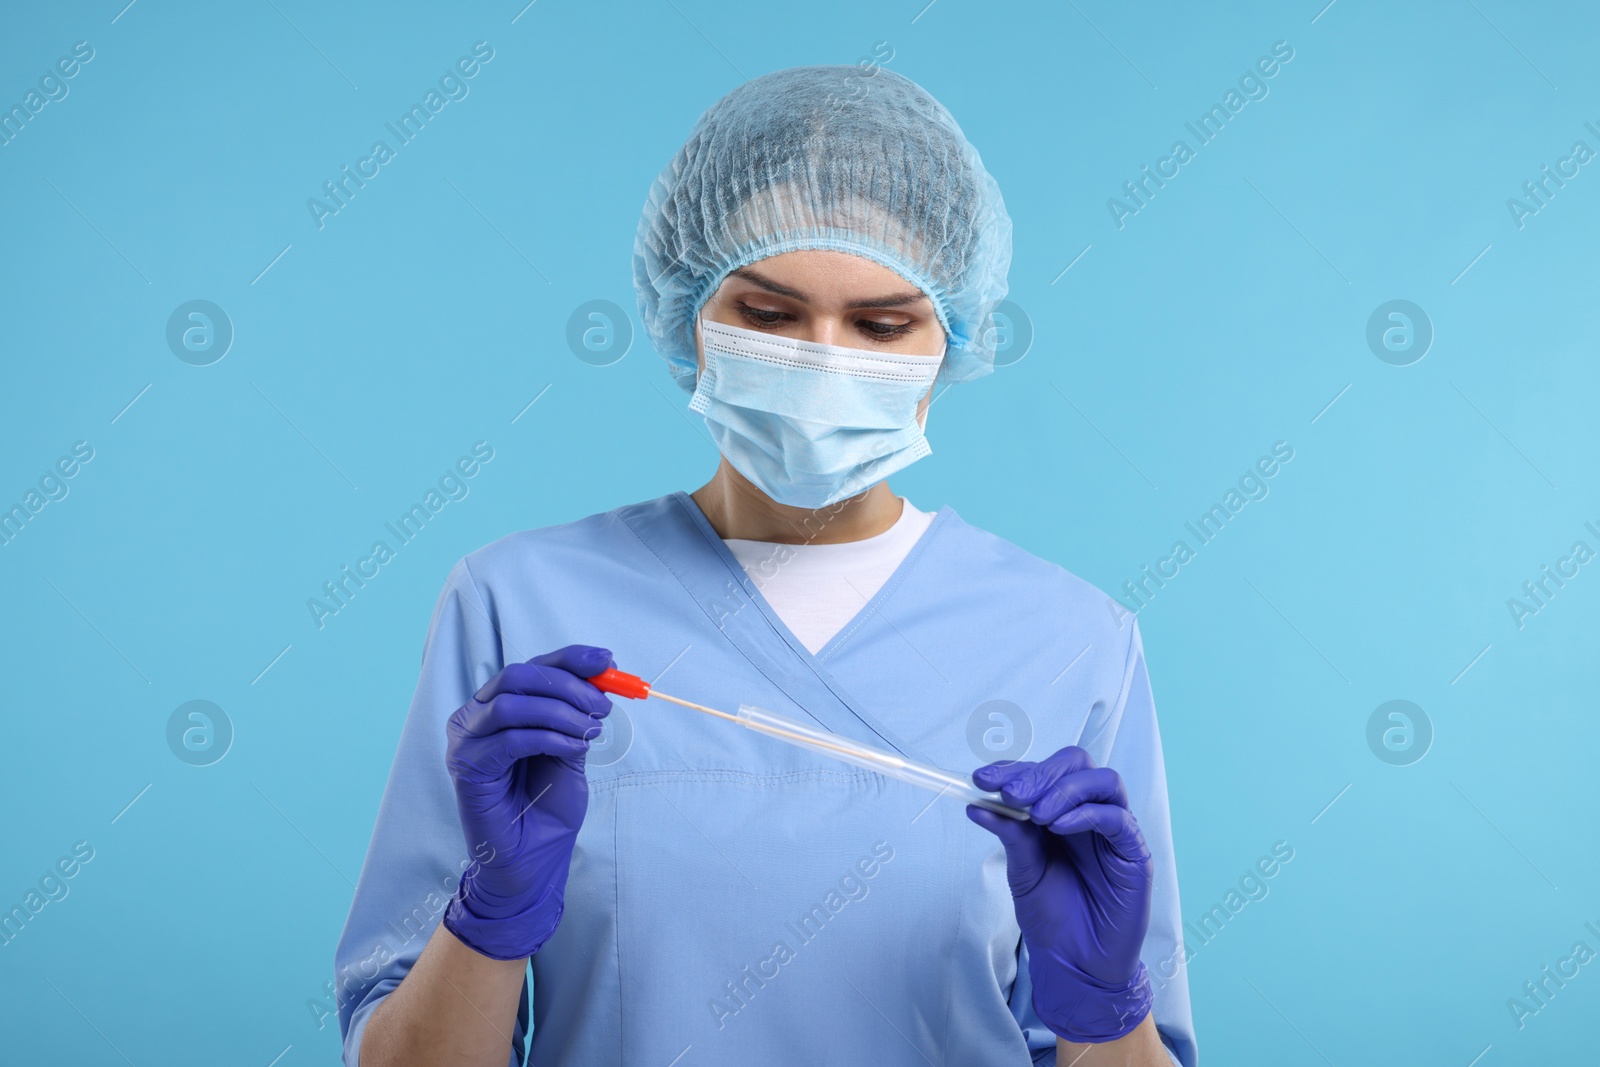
582,668,1031,821
735,704,1031,821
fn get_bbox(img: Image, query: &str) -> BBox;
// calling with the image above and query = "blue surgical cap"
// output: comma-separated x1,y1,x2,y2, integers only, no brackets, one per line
633,65,1013,393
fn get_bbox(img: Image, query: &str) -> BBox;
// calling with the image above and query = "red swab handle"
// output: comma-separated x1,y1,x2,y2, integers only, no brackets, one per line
588,667,651,700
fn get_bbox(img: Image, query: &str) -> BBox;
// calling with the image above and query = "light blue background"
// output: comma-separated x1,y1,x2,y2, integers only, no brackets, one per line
2,0,1597,1063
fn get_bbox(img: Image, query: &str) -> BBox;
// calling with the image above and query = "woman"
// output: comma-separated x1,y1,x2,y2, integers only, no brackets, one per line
336,65,1196,1066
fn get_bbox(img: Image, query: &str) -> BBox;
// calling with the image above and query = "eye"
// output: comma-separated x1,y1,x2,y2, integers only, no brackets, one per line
856,318,914,343
735,303,792,329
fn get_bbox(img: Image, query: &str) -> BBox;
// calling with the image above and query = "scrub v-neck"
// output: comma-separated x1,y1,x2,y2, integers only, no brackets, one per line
720,498,935,655
619,491,951,765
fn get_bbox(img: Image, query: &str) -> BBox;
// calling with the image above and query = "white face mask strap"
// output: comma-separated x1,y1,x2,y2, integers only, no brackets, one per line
695,311,724,380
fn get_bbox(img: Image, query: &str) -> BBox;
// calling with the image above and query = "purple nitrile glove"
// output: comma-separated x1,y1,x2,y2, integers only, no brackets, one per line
967,745,1155,1044
441,644,614,961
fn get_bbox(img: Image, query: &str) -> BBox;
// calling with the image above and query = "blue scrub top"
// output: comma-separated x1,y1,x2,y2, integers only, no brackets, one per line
334,492,1197,1066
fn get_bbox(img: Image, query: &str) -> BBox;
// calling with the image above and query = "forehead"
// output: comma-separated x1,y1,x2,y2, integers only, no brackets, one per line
719,249,930,305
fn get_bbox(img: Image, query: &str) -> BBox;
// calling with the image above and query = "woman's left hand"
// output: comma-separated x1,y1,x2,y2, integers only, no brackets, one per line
967,746,1156,1044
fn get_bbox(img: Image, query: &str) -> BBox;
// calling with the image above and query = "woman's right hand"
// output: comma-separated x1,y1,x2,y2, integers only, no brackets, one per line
440,644,615,960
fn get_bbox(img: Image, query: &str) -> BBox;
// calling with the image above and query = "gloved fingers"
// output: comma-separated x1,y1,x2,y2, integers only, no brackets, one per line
966,803,1030,842
1033,744,1098,780
967,805,1051,896
454,694,604,741
474,662,608,714
473,647,615,716
1044,801,1151,864
528,643,616,676
463,726,592,779
972,759,1033,792
1026,767,1129,826
992,747,1097,807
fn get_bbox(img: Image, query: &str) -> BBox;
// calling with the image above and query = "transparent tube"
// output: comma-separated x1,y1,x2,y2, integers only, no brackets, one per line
736,704,1031,821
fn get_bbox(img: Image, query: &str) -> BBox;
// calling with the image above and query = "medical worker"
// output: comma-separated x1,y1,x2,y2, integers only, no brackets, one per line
336,66,1196,1066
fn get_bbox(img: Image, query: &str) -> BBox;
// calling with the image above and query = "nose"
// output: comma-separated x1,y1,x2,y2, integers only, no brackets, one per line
804,316,844,347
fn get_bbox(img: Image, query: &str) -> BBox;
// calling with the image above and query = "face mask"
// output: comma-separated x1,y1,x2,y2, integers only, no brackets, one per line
689,316,941,509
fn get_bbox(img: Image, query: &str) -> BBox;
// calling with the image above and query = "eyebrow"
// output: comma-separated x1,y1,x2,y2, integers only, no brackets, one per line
729,266,930,310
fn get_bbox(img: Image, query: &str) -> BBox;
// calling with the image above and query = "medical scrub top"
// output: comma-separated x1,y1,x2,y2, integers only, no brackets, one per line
334,492,1197,1066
